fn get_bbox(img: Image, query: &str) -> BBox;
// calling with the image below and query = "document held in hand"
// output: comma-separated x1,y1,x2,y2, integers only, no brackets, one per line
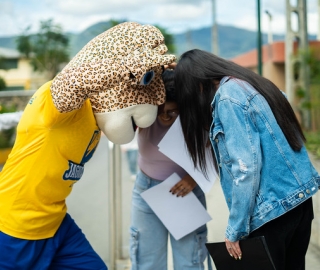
141,173,212,240
205,236,276,270
158,116,218,193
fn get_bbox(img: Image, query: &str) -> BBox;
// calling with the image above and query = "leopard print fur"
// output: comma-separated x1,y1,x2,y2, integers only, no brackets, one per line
50,22,176,113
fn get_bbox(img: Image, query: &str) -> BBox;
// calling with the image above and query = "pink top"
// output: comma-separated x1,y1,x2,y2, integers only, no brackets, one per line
138,118,187,181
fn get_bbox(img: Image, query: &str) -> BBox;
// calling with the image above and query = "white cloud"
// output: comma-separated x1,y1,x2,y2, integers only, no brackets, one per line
0,0,318,37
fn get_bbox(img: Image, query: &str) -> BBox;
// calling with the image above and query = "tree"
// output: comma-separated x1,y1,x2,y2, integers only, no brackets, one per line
302,48,320,84
16,19,69,80
296,48,320,115
298,48,320,157
0,76,6,91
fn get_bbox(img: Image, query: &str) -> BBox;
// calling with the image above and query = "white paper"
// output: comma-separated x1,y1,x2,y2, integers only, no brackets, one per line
158,116,218,193
140,173,212,240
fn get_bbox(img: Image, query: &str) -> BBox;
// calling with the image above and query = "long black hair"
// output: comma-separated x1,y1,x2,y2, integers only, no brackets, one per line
162,69,176,102
175,49,305,174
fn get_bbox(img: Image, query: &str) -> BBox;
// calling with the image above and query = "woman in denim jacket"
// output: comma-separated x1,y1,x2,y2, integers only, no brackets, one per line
173,49,320,269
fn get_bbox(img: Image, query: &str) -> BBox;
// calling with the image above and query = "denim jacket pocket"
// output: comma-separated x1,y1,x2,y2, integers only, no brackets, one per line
252,192,278,221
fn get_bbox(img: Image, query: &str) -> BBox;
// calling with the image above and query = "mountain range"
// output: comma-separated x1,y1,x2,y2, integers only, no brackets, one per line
0,20,317,60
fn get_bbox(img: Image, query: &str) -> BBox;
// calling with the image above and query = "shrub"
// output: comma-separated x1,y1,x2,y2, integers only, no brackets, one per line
0,77,6,91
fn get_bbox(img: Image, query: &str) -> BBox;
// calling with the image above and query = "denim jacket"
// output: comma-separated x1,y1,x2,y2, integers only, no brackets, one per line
209,76,320,242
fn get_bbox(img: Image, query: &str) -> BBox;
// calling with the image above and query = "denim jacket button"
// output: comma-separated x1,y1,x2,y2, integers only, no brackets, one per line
219,163,222,167
298,193,304,198
215,138,219,143
306,189,310,194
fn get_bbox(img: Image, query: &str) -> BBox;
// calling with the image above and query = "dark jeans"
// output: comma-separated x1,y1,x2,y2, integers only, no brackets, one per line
248,198,314,270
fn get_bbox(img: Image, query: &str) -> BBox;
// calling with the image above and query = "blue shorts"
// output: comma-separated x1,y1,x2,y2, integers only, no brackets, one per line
0,213,108,270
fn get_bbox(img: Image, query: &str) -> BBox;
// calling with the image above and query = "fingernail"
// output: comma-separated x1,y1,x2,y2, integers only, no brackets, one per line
229,254,233,257
239,256,241,260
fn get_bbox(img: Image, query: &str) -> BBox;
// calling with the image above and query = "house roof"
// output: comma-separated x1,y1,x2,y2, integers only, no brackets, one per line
231,40,320,68
0,47,21,59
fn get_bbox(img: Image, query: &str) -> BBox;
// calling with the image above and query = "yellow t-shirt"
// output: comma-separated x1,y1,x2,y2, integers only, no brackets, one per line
0,81,101,240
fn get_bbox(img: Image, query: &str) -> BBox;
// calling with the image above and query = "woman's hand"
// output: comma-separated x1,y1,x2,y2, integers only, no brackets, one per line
169,174,197,197
164,62,177,70
225,238,242,260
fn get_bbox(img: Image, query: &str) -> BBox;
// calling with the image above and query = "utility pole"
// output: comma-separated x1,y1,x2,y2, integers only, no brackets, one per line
211,0,219,55
285,0,310,129
265,10,273,44
265,10,273,60
257,0,263,75
318,0,320,40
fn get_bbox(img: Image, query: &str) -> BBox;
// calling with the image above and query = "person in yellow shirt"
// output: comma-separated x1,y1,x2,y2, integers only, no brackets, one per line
0,22,175,270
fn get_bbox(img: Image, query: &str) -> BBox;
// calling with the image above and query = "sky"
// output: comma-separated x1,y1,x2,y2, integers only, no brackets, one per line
0,0,318,37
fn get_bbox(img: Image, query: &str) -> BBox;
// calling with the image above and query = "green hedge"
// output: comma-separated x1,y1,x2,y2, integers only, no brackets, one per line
0,77,6,91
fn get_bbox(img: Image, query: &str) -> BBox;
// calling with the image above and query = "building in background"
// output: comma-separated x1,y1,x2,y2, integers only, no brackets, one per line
231,40,320,131
231,40,320,92
0,47,48,90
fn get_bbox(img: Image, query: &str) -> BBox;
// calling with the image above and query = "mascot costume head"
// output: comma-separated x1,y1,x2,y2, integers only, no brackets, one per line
0,22,176,244
52,22,176,144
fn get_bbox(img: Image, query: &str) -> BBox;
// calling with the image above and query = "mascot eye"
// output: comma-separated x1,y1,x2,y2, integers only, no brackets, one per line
140,70,155,85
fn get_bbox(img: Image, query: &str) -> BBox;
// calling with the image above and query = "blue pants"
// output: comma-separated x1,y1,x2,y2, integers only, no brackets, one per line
130,171,208,270
0,213,107,270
